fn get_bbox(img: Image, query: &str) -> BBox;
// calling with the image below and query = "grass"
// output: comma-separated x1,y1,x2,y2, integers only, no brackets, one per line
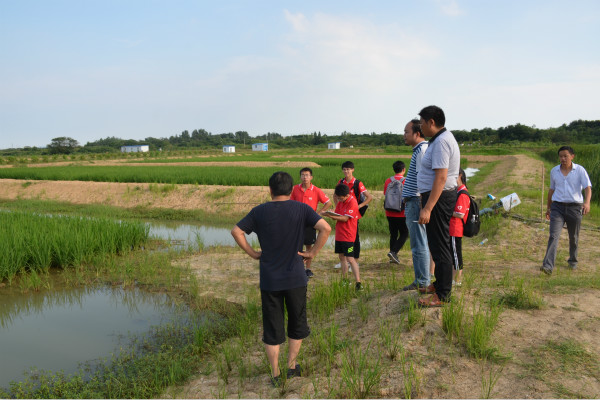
0,210,149,281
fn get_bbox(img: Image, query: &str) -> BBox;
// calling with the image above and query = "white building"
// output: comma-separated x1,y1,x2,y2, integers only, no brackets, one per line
121,145,150,153
222,145,236,153
328,142,341,150
252,143,268,151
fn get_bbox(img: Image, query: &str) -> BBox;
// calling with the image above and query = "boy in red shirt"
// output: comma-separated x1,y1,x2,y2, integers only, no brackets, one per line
450,168,469,286
325,184,362,291
384,160,408,264
290,167,332,277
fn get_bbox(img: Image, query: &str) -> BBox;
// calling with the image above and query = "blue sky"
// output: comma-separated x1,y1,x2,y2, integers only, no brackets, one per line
1,0,599,149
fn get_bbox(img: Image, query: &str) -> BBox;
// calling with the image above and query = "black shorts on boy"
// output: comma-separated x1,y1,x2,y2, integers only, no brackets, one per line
335,241,356,258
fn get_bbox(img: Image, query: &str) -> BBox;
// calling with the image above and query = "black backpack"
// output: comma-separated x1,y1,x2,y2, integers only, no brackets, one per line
459,189,480,237
339,178,368,216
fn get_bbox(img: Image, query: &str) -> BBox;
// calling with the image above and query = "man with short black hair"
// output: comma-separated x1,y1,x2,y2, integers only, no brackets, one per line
541,146,592,275
416,105,460,307
231,171,331,386
402,119,432,291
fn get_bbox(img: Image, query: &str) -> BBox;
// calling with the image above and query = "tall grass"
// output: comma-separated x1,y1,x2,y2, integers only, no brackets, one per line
0,211,149,281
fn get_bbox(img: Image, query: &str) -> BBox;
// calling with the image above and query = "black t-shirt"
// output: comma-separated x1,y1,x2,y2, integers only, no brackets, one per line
236,200,322,291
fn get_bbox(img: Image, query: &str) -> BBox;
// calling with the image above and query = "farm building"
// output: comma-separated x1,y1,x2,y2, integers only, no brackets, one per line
328,142,341,150
223,145,236,153
252,143,268,151
120,145,149,153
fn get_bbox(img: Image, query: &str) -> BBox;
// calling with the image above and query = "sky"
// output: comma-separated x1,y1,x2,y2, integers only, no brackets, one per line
1,0,599,149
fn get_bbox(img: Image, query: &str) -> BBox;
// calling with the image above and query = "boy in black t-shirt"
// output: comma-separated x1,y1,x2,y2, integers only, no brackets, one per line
231,171,331,386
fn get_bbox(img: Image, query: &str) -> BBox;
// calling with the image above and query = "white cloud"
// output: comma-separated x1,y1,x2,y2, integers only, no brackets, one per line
435,0,464,17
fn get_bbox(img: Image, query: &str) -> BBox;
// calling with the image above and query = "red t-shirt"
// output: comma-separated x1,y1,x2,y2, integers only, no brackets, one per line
334,195,360,242
290,184,330,211
450,184,470,237
339,177,367,203
384,173,406,218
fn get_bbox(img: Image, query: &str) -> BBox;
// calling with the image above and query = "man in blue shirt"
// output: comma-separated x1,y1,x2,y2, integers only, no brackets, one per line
402,119,432,291
231,171,331,386
541,146,592,275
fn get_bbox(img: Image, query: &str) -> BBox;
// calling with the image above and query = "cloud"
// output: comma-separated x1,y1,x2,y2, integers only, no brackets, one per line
435,0,464,16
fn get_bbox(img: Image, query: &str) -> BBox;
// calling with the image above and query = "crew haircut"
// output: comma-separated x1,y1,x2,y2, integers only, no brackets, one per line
269,171,293,196
418,105,446,127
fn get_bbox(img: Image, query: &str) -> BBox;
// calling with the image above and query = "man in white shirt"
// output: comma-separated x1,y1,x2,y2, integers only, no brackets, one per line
541,146,592,275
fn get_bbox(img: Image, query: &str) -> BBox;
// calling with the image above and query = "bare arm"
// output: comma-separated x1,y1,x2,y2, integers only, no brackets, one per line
582,186,592,215
359,190,373,209
318,200,332,215
299,219,331,260
419,168,447,224
231,225,261,260
326,213,350,222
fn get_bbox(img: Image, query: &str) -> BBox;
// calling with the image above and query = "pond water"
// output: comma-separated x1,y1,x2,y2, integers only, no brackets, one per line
0,285,183,389
148,220,388,250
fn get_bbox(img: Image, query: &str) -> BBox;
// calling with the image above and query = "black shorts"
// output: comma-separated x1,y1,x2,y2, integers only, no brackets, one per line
335,241,356,258
303,226,316,246
261,286,310,345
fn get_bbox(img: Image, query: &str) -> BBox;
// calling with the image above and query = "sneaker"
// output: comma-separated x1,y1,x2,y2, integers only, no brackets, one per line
334,263,341,269
355,282,363,291
287,363,301,379
540,266,552,276
387,251,400,264
270,374,281,387
455,281,462,287
402,282,419,291
305,269,314,278
348,265,352,273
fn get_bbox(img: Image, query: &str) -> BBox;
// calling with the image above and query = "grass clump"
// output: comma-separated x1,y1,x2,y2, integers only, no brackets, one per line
497,278,545,309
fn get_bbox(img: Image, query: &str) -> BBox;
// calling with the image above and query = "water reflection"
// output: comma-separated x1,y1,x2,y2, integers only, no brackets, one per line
148,220,387,250
0,285,182,389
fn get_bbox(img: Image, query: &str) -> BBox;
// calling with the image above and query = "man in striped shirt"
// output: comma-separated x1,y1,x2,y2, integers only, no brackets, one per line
401,119,432,291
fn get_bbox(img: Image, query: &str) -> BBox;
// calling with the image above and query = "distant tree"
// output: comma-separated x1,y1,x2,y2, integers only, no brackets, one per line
48,137,79,154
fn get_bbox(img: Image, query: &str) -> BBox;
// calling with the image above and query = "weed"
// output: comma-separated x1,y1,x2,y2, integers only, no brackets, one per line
497,278,545,309
480,362,504,399
378,319,401,360
442,294,465,340
340,342,382,398
404,296,426,331
400,346,421,399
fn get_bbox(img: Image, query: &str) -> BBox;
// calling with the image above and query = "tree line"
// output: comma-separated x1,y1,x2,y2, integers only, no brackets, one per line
2,120,599,155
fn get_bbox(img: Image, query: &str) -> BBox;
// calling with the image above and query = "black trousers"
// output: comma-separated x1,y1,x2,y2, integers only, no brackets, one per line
387,216,408,253
421,190,457,301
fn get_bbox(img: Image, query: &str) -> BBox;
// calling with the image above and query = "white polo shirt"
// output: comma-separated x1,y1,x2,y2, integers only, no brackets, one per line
550,162,592,203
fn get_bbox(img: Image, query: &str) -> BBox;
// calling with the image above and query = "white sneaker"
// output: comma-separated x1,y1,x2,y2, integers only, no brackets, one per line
334,263,341,269
348,266,352,273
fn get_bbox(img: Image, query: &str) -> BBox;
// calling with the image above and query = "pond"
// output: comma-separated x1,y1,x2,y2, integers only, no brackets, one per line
147,220,388,250
0,284,184,389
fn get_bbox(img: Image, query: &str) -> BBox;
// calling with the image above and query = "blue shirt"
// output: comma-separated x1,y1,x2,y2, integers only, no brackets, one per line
403,141,428,198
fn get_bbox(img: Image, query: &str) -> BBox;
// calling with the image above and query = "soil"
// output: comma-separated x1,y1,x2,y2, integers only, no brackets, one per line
1,153,598,399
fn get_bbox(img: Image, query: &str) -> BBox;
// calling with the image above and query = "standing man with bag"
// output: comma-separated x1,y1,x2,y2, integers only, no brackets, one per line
417,106,460,307
541,146,592,275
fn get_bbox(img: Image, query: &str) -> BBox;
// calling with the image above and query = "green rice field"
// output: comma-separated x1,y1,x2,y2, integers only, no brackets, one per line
0,156,470,191
0,211,149,281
